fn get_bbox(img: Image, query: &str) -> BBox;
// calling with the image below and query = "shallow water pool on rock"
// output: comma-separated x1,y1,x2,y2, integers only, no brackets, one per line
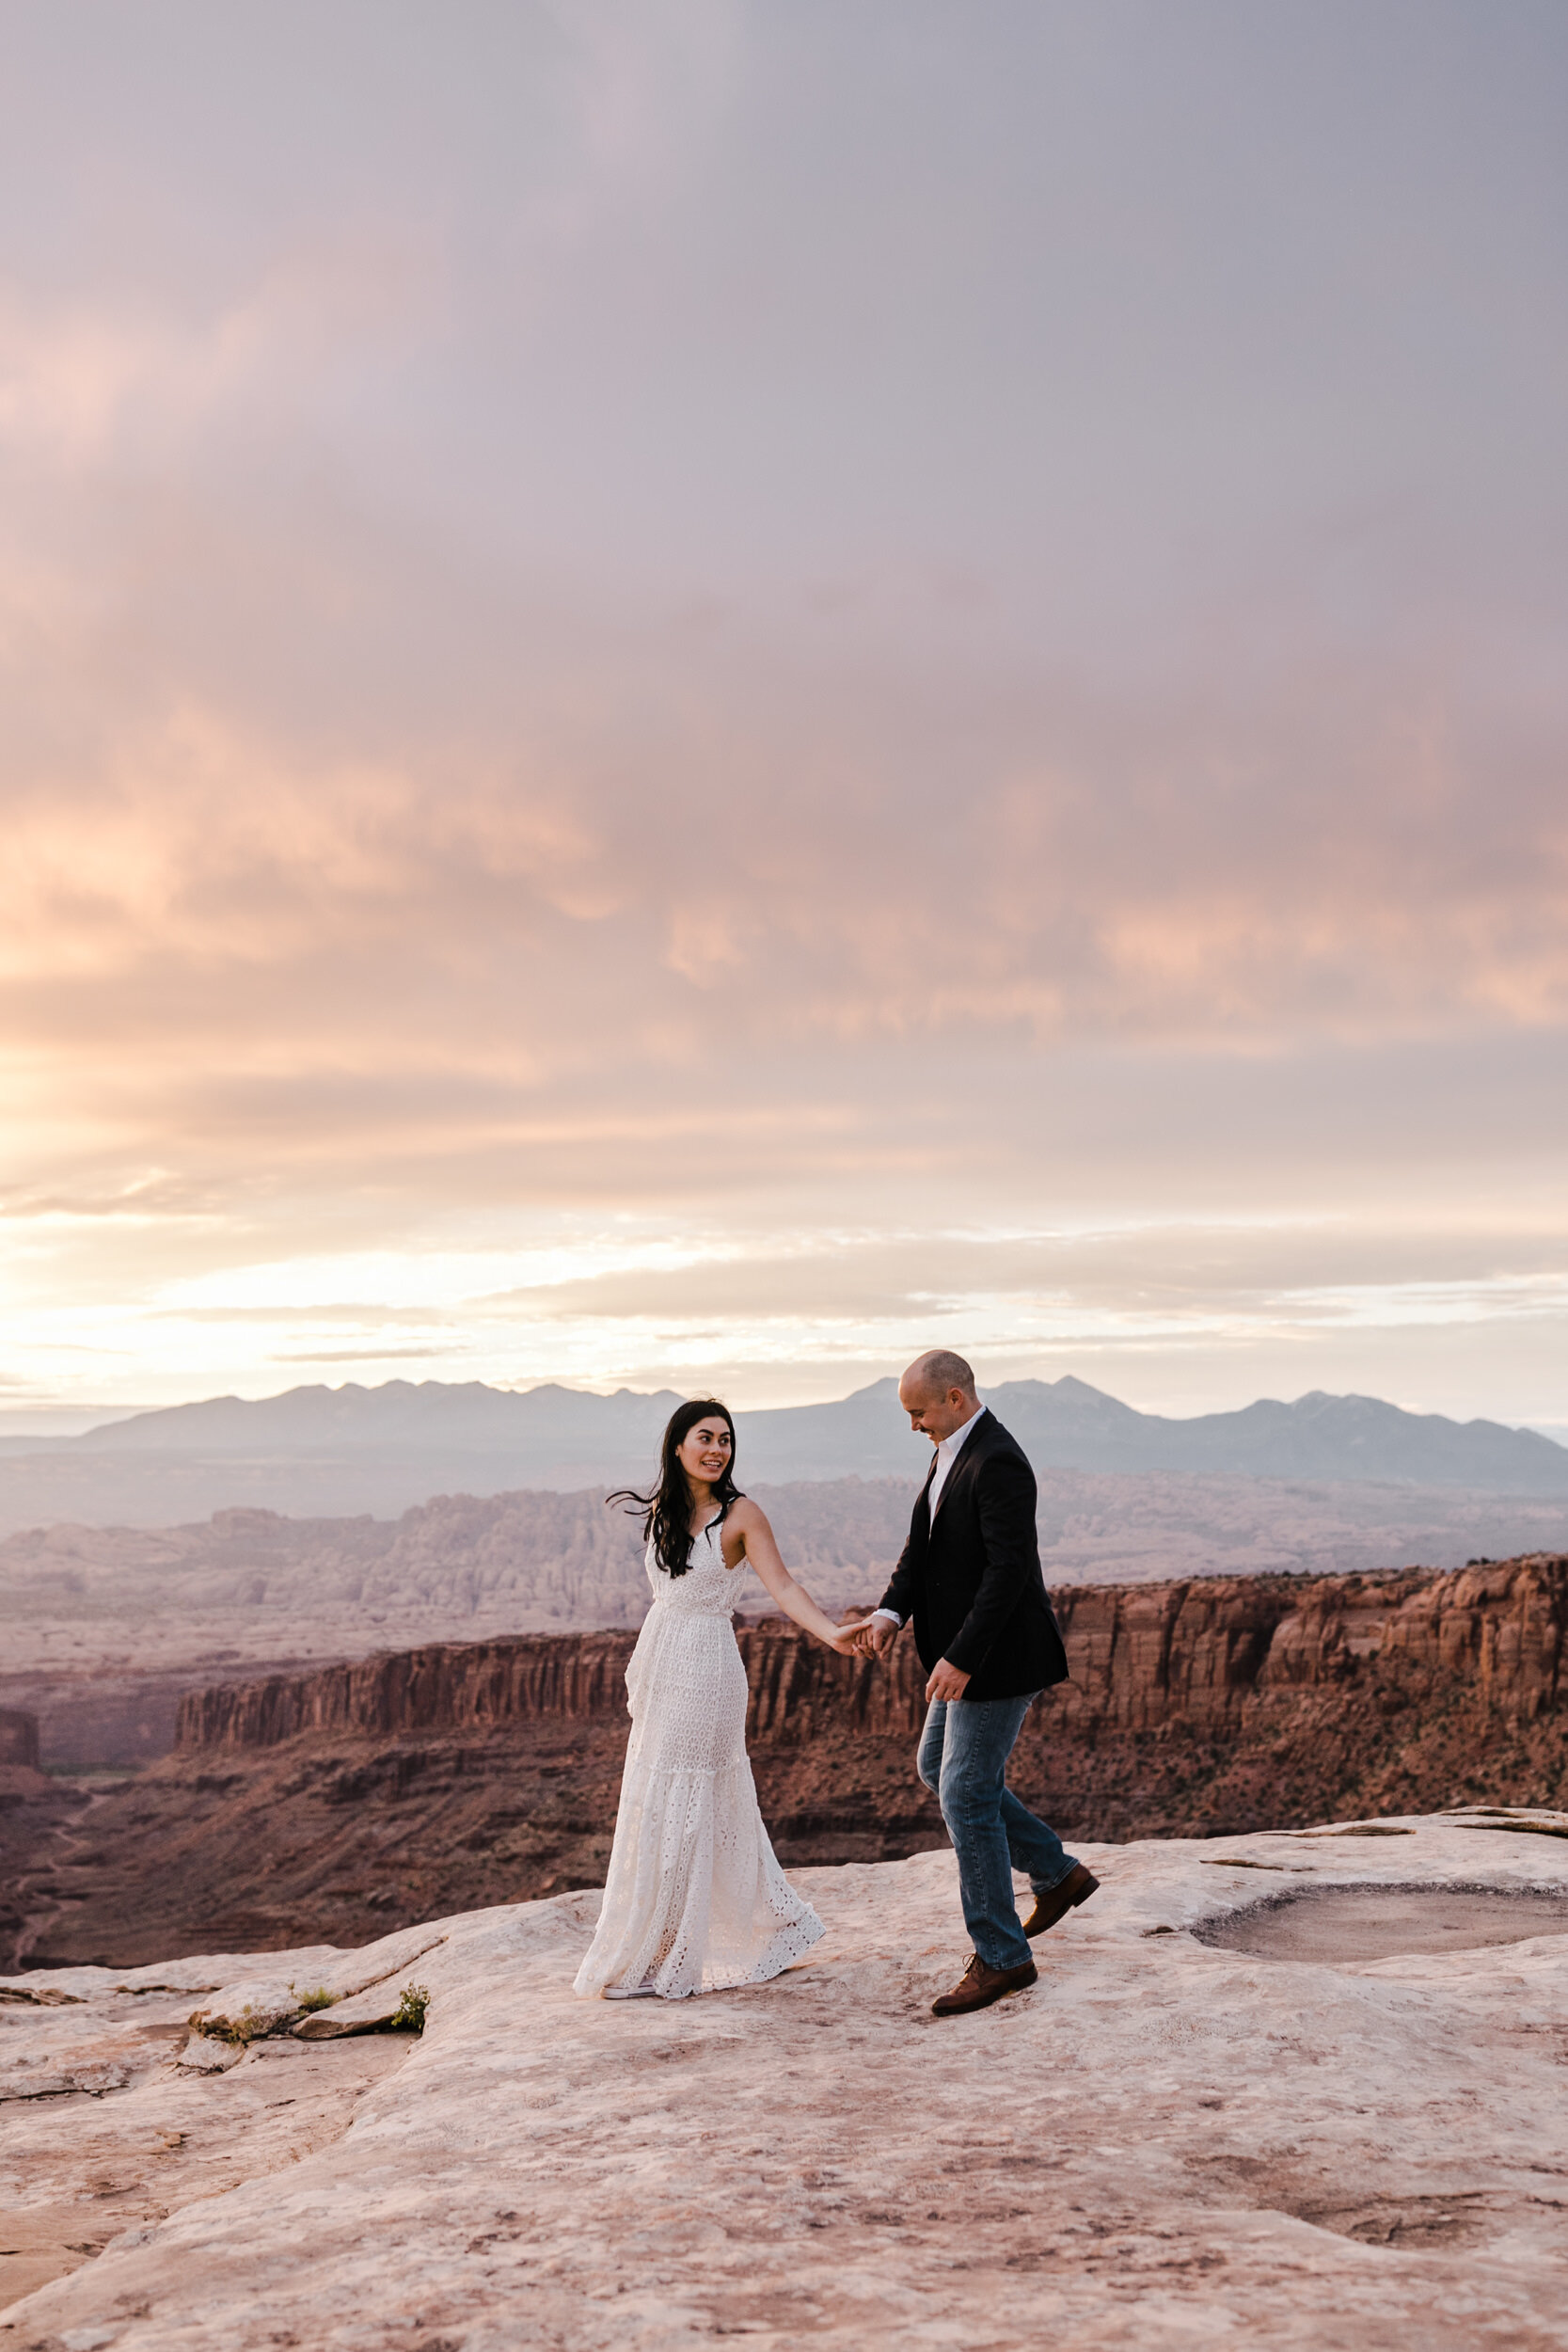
1195,1883,1568,1963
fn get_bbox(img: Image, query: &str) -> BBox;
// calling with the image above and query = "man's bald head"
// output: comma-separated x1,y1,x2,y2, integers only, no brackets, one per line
907,1349,976,1399
898,1350,980,1443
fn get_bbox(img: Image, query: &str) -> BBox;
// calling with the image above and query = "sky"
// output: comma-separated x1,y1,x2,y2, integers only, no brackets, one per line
1,0,1566,1428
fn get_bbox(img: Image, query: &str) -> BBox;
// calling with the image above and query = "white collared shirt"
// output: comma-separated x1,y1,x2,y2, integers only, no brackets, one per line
872,1403,988,1628
927,1400,988,1518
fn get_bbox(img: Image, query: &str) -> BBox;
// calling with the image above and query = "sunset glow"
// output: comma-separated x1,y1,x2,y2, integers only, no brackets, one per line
1,4,1564,1426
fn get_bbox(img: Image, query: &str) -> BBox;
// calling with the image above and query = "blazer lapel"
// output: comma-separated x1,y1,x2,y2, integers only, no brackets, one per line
930,1416,986,1526
915,1448,939,1534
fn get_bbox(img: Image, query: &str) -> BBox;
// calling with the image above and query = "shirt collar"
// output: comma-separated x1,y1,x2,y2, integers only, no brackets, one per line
937,1402,987,1460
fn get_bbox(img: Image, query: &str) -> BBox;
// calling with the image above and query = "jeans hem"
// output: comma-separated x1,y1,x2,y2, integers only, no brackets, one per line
1034,1856,1082,1894
974,1945,1033,1973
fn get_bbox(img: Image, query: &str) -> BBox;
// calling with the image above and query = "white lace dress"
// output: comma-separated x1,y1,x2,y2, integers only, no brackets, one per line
573,1518,825,2000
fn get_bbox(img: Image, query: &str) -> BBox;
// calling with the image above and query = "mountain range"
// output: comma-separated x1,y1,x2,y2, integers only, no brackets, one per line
0,1374,1561,1537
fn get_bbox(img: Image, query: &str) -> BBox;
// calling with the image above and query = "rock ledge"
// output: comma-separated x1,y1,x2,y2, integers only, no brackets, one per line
2,1816,1566,2349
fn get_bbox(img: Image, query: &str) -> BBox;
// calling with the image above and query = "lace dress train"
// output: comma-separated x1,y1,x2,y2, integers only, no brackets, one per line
573,1520,825,1999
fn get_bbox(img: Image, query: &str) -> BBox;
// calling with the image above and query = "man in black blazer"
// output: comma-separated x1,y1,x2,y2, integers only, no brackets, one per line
857,1350,1097,2014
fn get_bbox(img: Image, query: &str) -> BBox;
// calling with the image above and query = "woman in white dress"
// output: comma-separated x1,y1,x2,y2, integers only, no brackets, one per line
574,1398,858,2002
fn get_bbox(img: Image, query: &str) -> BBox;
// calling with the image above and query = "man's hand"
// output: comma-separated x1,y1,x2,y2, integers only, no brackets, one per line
856,1613,898,1661
925,1657,971,1703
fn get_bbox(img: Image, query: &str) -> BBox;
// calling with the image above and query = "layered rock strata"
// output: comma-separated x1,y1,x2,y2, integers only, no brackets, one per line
173,1550,1568,1752
9,1473,1567,1771
7,1557,1563,1969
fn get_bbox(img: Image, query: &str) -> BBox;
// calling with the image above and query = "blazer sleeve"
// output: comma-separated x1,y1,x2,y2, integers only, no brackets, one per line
877,1531,917,1624
943,1450,1040,1677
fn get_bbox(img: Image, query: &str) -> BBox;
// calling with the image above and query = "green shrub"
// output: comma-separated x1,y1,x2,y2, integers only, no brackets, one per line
191,2002,266,2044
389,1983,429,2034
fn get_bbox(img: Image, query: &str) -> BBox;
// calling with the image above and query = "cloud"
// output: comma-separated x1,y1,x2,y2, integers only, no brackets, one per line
0,2,1563,1416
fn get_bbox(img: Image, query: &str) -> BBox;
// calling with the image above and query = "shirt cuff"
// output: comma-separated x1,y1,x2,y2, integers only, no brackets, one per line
870,1608,902,1627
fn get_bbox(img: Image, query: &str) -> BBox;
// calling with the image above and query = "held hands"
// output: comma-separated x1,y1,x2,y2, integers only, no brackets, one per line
832,1615,971,1700
847,1613,896,1661
836,1613,897,1661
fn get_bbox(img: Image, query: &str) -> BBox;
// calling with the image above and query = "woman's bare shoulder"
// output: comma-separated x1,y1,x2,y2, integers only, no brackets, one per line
720,1493,769,1567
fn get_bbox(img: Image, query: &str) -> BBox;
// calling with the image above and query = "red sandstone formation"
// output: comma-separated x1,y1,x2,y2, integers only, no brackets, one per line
9,1475,1567,1776
8,1558,1563,1970
173,1554,1566,1754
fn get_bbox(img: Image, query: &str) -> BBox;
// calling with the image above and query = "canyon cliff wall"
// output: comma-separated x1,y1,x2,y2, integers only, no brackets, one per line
11,1473,1566,1771
175,1554,1566,1755
12,1558,1564,1972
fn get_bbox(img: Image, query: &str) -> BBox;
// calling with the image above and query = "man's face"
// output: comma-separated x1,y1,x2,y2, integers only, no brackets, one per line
898,1375,974,1445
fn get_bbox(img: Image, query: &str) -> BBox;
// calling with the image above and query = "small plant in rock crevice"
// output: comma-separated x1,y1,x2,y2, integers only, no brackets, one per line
292,1985,340,2012
191,2002,267,2044
390,1983,429,2033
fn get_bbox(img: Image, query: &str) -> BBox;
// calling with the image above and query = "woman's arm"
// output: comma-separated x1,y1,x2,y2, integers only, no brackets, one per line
726,1500,858,1652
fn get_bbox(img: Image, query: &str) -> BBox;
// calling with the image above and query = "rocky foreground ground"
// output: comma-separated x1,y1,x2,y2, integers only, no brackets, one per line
3,1816,1567,2348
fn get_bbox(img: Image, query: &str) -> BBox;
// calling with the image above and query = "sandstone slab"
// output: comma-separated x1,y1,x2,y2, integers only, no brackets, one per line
2,1818,1566,2348
183,1923,449,2044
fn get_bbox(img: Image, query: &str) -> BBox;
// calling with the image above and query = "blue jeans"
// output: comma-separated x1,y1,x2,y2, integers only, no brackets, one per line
917,1694,1078,1971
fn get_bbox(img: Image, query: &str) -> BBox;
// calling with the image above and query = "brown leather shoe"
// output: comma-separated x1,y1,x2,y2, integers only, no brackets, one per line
1022,1863,1100,1939
930,1953,1038,2016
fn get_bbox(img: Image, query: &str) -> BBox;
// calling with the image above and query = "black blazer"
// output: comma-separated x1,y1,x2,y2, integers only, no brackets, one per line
877,1410,1069,1703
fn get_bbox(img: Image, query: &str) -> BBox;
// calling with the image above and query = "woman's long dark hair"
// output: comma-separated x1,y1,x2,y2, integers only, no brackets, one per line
608,1398,741,1576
